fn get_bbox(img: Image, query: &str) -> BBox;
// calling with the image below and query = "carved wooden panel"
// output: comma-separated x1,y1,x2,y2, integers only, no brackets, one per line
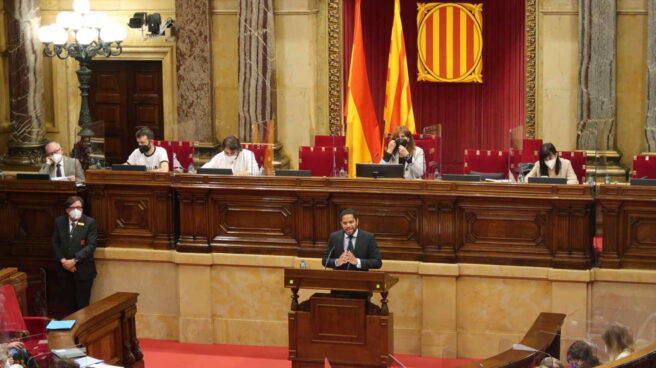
84,319,123,365
209,193,299,254
331,194,423,260
310,297,365,344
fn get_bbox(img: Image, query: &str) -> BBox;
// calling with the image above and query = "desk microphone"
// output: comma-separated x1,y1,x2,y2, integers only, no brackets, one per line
324,243,336,270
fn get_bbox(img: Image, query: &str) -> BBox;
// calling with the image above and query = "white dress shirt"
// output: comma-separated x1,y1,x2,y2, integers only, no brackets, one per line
202,149,260,176
342,229,362,269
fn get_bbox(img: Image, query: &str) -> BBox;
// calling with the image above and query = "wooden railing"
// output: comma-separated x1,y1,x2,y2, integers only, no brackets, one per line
48,292,143,368
457,312,566,368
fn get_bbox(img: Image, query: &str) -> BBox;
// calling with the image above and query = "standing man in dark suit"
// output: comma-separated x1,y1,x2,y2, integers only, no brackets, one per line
52,195,98,314
322,209,382,271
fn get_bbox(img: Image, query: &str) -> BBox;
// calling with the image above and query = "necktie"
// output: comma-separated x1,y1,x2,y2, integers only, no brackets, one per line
347,235,354,252
70,222,77,238
56,164,62,177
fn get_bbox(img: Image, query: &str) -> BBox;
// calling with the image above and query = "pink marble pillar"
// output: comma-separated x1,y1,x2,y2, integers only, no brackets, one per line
174,0,215,143
3,0,46,167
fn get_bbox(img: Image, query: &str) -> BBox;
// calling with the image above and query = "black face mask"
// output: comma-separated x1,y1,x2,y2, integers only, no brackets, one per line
139,144,150,153
395,138,408,147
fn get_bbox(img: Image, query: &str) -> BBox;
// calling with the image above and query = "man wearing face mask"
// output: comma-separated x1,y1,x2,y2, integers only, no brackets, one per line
201,136,260,175
379,126,426,179
39,141,86,184
125,127,169,172
52,196,98,314
525,143,579,184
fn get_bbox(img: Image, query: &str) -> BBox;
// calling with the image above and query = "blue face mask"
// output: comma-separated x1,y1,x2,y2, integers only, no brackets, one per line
570,362,577,368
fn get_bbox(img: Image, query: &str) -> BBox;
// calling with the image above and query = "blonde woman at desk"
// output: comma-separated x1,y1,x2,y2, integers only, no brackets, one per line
525,143,578,184
379,126,425,179
202,136,260,176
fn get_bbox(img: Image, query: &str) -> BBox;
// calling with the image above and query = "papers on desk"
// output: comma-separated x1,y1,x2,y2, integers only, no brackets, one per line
89,363,123,368
74,356,103,367
51,176,70,181
46,319,76,330
52,346,86,359
484,178,511,183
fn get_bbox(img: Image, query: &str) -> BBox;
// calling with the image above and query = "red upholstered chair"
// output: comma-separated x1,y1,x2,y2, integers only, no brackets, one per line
0,285,50,367
520,139,542,163
299,146,348,177
314,135,346,148
241,143,269,168
559,150,587,184
463,149,509,178
632,154,656,178
152,140,195,172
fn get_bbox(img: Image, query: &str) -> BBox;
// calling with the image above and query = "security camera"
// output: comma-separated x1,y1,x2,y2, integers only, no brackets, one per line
128,12,175,38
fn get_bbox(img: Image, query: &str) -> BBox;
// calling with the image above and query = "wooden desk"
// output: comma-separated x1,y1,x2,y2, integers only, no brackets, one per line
458,312,566,368
173,175,594,269
0,179,79,315
597,185,656,269
48,292,143,368
86,170,174,249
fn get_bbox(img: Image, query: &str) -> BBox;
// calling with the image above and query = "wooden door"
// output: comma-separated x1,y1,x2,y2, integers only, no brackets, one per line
89,61,164,165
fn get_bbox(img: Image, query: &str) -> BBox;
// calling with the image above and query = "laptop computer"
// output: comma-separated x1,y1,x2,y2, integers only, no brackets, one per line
197,168,233,175
16,173,51,180
275,170,312,177
111,164,147,172
527,177,567,184
442,174,482,182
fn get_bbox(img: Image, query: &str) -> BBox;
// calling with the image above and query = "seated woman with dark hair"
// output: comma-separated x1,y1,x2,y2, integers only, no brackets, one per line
603,322,635,361
202,136,260,176
567,340,600,368
379,126,426,179
525,143,579,184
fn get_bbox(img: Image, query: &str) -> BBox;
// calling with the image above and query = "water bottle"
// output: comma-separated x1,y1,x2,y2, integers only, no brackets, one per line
187,162,196,174
518,171,524,183
605,174,611,185
300,259,308,269
339,168,347,177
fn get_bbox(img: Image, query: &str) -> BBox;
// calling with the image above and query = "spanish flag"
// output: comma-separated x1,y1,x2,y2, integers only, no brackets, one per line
384,0,415,134
345,0,382,177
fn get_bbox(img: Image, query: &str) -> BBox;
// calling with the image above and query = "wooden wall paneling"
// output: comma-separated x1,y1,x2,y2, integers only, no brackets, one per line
297,192,331,258
176,188,211,252
551,201,593,269
420,196,457,263
330,193,424,261
455,198,553,267
622,204,656,268
209,191,299,255
599,200,622,268
85,171,173,250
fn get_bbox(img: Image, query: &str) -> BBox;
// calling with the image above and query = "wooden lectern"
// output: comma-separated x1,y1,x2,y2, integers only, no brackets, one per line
284,269,399,368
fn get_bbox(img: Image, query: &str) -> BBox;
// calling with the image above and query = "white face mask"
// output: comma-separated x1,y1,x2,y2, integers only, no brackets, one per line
69,208,82,220
545,158,557,170
52,153,63,163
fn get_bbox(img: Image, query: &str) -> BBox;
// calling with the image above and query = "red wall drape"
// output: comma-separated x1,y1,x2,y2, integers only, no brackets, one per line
343,0,525,173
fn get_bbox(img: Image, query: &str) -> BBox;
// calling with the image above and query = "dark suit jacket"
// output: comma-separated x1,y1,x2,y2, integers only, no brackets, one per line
322,229,382,271
52,214,98,280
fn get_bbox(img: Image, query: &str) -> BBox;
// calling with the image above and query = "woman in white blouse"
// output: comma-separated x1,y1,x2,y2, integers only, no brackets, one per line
379,126,425,179
202,136,260,176
603,323,635,361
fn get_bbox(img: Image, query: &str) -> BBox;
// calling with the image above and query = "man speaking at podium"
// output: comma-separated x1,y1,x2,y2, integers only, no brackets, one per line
322,209,382,271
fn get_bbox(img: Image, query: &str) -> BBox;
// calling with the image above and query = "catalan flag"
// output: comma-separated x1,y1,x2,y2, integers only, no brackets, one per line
384,0,416,135
417,3,483,83
345,0,382,176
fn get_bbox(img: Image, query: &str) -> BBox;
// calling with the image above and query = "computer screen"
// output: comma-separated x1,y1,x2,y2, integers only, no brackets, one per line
355,164,404,179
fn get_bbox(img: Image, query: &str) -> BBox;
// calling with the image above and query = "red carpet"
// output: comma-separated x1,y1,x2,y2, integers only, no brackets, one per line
140,339,479,368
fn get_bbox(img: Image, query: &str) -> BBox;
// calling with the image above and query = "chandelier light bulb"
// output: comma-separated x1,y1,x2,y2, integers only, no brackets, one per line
76,27,97,45
51,26,69,45
56,11,73,29
68,12,83,30
73,0,91,14
99,26,114,42
113,24,127,42
37,25,53,43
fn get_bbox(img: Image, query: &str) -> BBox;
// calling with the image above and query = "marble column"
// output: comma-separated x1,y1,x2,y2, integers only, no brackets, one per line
577,0,617,151
238,0,276,142
175,0,215,143
3,0,46,167
645,0,656,152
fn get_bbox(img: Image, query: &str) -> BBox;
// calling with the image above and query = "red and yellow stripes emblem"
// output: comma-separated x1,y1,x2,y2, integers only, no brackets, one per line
417,3,483,83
